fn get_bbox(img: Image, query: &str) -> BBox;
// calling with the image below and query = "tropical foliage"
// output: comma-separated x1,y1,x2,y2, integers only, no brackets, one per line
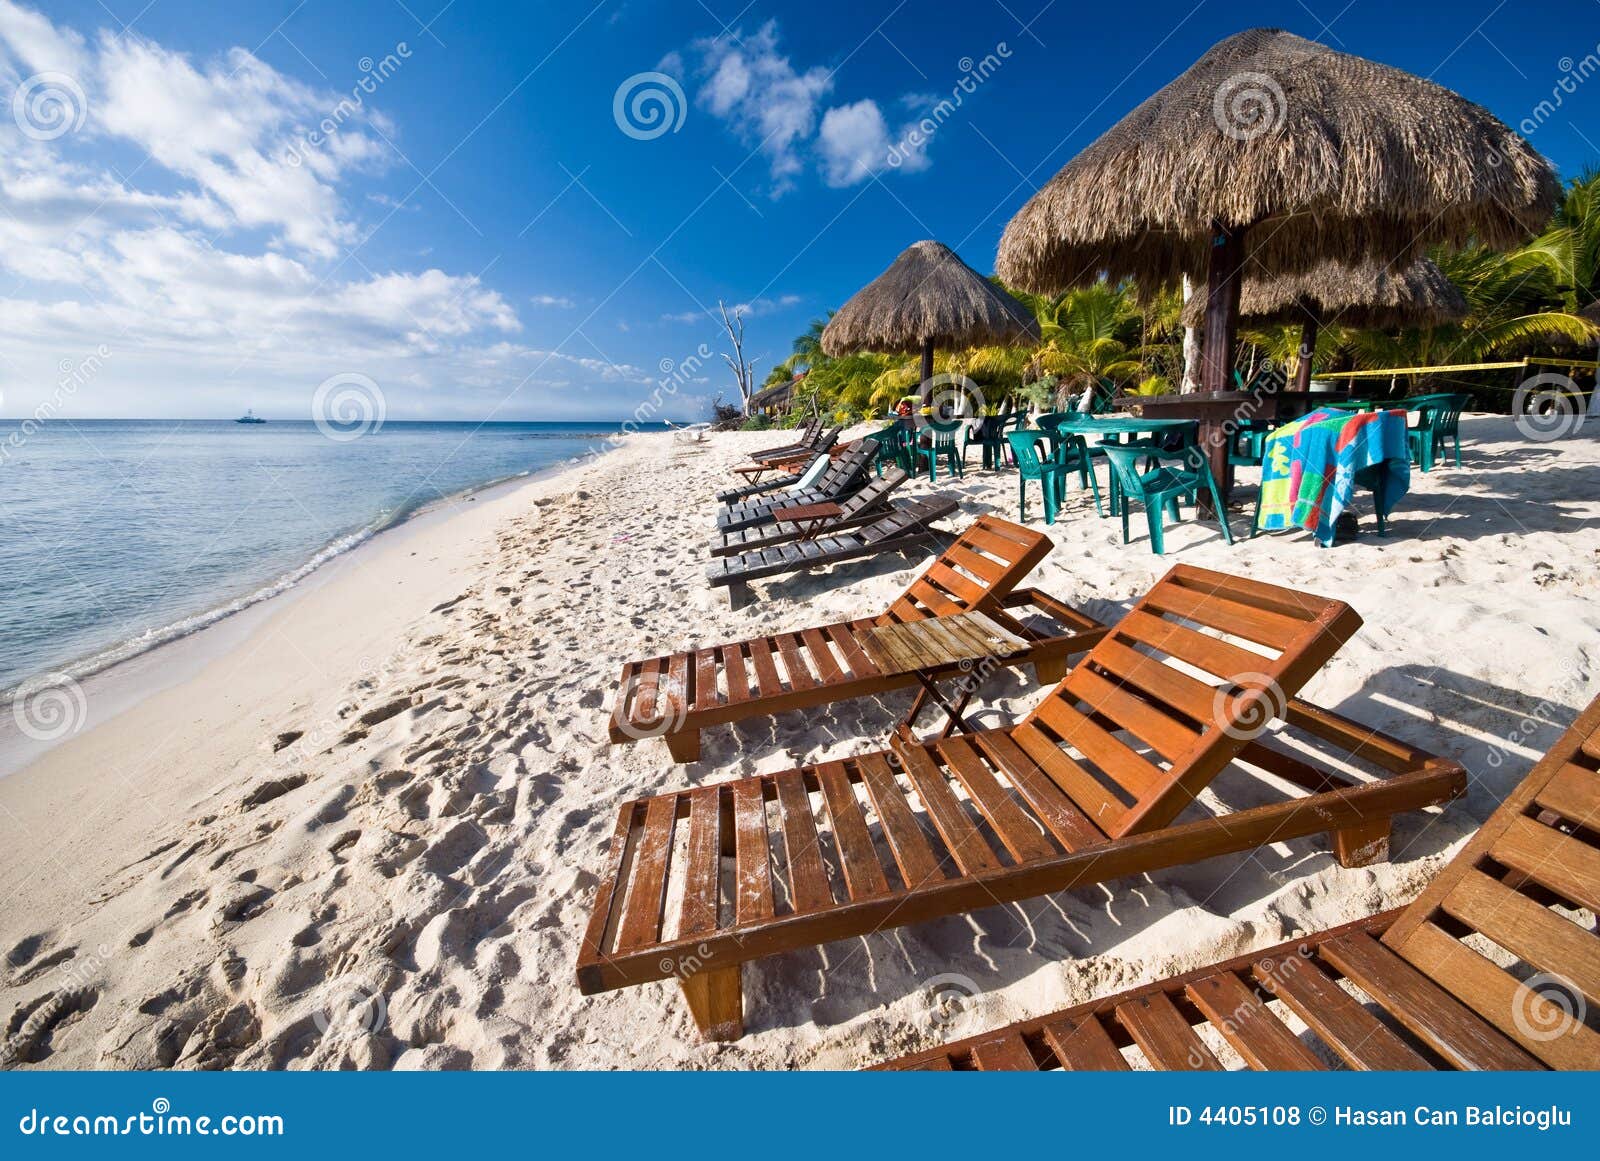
764,173,1600,423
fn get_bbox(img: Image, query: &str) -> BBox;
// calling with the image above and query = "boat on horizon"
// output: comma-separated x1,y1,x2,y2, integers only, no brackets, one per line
236,409,267,424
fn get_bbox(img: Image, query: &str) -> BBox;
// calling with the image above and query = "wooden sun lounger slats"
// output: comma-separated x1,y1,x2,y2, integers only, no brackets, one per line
1116,993,1221,1069
615,518,1106,761
815,762,890,900
707,496,958,608
716,439,875,531
679,788,722,939
1041,1015,1130,1070
1184,972,1322,1070
581,566,1468,1041
873,696,1600,1072
1252,952,1431,1070
967,1033,1037,1070
857,751,944,889
733,780,773,923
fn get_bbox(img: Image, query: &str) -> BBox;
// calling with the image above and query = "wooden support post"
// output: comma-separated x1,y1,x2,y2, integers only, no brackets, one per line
919,337,935,413
1033,657,1068,685
1333,820,1391,868
665,728,702,765
1200,220,1247,396
1294,318,1319,393
681,965,744,1041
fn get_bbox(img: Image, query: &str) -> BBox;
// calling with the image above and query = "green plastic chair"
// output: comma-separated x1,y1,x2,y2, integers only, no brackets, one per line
919,427,964,481
1100,445,1234,555
1407,394,1466,471
970,414,1016,470
1005,431,1068,524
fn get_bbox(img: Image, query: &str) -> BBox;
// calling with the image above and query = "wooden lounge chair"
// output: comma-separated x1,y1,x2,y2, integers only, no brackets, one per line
707,495,960,610
876,691,1600,1071
717,439,877,532
611,516,1105,762
747,416,819,463
710,469,910,558
578,565,1466,1041
716,448,830,505
729,428,842,483
748,420,834,467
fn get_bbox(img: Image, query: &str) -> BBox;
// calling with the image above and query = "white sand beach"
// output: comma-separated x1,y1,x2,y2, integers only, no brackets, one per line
1,419,1596,1070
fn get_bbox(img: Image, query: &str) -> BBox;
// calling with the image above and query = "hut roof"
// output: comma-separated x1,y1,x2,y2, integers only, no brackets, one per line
1179,255,1468,329
998,28,1558,293
822,240,1039,356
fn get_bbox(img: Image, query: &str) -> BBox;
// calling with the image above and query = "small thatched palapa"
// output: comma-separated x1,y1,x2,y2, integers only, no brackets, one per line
998,28,1558,293
822,240,1039,360
1179,256,1468,330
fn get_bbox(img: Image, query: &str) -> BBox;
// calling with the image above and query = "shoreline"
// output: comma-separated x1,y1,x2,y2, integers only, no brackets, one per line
0,445,616,779
0,421,1595,1069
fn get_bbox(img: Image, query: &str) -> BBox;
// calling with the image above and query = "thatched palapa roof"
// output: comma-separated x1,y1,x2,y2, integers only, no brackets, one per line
749,378,797,411
1179,256,1468,330
998,28,1559,293
1581,300,1600,325
822,240,1039,356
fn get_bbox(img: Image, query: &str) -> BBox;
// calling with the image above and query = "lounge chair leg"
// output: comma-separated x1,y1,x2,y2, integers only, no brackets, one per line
1033,657,1068,684
1333,820,1391,868
681,964,743,1041
665,728,702,764
727,581,753,611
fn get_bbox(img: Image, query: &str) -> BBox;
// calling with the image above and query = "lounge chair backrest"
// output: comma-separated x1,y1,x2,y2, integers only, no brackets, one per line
1018,564,1362,839
879,515,1051,624
1375,695,1600,1067
813,426,842,453
813,438,876,495
784,452,831,492
838,468,907,516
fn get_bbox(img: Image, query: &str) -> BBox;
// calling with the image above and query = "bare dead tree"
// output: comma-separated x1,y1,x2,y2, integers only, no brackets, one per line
717,300,759,414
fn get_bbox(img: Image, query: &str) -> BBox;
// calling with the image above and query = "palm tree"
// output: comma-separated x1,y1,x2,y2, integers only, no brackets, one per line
1511,170,1600,313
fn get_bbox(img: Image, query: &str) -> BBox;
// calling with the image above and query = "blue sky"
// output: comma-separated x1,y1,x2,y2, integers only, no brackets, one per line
1,0,1597,421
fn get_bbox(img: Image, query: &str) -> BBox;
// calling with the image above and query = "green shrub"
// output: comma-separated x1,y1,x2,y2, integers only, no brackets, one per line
741,413,772,431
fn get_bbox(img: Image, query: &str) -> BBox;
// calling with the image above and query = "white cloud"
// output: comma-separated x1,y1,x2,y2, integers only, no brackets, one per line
686,22,937,193
0,3,704,422
690,23,831,192
531,294,576,308
817,99,932,187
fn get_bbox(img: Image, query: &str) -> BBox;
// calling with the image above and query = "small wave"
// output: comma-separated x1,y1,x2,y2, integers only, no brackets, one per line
9,449,609,695
45,525,381,688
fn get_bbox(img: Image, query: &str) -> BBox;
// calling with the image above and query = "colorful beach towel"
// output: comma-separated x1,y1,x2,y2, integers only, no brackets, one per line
1257,408,1410,546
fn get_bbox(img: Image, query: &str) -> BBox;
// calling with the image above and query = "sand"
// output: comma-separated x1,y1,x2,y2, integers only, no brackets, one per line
0,417,1596,1070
